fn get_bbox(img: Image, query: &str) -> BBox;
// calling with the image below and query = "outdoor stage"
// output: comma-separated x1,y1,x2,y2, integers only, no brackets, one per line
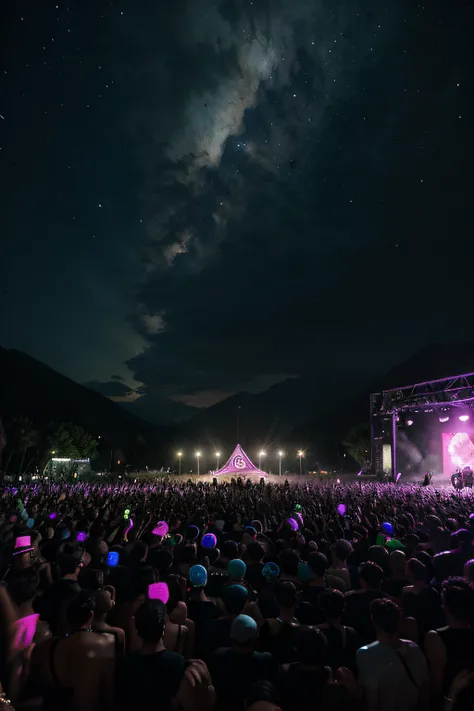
370,371,474,485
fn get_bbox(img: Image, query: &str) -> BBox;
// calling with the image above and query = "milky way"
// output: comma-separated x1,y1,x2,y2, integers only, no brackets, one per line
1,0,471,420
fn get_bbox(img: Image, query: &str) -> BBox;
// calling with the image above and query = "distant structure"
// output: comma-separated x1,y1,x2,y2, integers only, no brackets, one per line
214,444,267,477
43,457,91,480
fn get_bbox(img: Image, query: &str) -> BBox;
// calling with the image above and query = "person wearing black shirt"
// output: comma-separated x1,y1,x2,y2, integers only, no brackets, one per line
197,584,248,661
244,542,266,593
279,627,355,711
298,552,328,624
258,581,299,664
209,615,278,711
344,561,385,644
36,553,81,635
116,599,185,711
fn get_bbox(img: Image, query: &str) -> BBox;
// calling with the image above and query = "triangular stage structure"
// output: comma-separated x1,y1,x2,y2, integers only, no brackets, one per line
214,444,267,477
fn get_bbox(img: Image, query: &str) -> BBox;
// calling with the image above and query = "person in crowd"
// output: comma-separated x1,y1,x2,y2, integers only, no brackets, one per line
30,591,116,711
357,598,429,711
299,551,328,615
209,614,277,711
367,545,389,574
117,599,213,711
423,516,450,555
402,558,444,644
7,568,50,644
383,550,408,600
36,551,82,636
463,559,474,583
186,565,218,626
210,541,239,573
433,530,474,578
112,564,155,652
344,561,385,644
244,542,266,592
197,584,249,661
90,587,125,657
228,558,247,585
277,549,301,588
245,680,280,711
424,577,474,700
164,575,194,656
327,540,353,591
258,580,299,663
315,588,360,673
279,626,358,711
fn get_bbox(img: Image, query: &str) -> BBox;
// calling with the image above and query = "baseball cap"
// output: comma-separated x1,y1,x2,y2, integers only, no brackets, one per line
189,564,208,588
221,584,248,614
262,562,280,581
231,614,258,645
228,558,246,579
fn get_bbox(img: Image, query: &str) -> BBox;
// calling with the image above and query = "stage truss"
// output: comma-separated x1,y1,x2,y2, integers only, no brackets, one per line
370,371,474,479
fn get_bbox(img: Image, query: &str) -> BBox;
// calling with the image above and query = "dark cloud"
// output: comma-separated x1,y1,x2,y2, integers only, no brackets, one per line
3,1,469,416
116,2,470,402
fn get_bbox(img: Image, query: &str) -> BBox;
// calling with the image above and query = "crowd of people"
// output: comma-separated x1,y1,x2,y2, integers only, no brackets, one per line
0,477,474,711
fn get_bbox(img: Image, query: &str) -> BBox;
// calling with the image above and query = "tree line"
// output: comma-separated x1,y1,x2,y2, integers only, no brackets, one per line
0,417,98,479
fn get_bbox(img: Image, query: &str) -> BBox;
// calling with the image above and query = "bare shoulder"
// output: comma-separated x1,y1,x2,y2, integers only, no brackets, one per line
87,632,116,658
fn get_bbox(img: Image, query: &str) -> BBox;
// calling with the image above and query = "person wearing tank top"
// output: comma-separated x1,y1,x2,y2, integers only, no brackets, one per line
425,578,474,701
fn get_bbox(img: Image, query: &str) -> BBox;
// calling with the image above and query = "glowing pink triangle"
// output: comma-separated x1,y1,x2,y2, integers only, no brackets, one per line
214,444,267,477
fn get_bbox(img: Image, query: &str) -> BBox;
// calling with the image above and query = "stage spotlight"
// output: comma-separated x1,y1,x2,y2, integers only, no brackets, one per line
459,414,470,422
439,416,450,423
406,419,414,426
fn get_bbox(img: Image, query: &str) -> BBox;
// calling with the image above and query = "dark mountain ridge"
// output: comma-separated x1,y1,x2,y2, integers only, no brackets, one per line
1,343,472,469
0,347,166,462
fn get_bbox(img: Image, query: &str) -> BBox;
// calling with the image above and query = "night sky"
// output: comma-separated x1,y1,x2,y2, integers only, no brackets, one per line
1,1,471,420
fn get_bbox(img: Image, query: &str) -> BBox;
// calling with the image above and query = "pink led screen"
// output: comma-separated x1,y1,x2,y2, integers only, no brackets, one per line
442,432,474,473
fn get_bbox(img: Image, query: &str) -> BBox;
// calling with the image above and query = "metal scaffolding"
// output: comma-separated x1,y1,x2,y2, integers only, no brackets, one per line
370,371,474,479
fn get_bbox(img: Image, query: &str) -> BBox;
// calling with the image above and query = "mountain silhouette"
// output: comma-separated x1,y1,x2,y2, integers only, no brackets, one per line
1,343,472,468
169,342,474,466
0,347,164,462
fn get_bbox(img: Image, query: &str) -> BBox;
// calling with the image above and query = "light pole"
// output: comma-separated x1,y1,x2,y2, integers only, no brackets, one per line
258,450,266,470
297,450,304,475
196,451,201,476
278,451,284,476
215,451,221,470
177,451,183,475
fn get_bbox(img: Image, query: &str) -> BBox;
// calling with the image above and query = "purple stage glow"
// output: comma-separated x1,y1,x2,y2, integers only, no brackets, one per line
214,444,267,477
